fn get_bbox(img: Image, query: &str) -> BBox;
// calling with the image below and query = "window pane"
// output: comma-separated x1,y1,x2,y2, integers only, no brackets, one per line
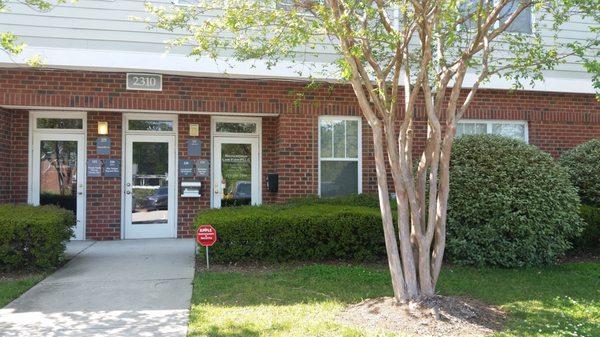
321,161,358,197
37,118,83,129
320,122,333,158
216,122,257,133
39,140,78,212
220,143,253,207
128,120,173,131
492,123,525,141
333,121,346,158
457,123,487,137
501,0,532,33
131,142,169,224
346,120,359,158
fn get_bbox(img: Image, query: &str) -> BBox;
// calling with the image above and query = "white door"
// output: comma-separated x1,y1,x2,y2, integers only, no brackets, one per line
124,134,176,239
213,137,260,208
32,133,86,240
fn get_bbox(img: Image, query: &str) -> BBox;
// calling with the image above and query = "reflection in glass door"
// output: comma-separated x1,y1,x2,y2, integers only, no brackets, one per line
32,134,86,240
213,138,260,208
124,135,176,239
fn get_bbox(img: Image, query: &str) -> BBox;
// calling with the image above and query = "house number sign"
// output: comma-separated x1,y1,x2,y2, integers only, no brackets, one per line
126,73,162,91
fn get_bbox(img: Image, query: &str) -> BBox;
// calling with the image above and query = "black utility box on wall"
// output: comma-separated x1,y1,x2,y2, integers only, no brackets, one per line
267,173,279,193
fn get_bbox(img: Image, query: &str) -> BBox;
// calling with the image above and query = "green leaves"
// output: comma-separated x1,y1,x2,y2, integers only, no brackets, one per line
446,135,584,267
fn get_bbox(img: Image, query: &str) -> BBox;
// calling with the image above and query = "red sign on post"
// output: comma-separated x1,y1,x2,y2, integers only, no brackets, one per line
196,225,217,247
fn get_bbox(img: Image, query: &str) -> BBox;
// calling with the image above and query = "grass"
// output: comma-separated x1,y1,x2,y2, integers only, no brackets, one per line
189,262,600,337
0,273,47,307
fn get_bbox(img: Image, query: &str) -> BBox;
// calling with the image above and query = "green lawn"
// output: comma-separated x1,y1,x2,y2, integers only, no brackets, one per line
189,262,599,337
0,273,46,307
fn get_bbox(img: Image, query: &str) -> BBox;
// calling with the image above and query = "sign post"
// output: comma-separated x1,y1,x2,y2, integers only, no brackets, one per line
196,225,217,269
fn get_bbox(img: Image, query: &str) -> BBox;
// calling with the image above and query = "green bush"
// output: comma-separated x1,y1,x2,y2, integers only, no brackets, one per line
0,204,75,271
195,203,386,263
574,205,600,250
447,135,584,267
558,138,600,207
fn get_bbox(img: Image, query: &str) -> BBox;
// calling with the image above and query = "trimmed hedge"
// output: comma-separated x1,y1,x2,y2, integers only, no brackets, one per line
0,204,75,271
574,205,600,250
446,135,584,267
558,138,600,207
195,203,386,263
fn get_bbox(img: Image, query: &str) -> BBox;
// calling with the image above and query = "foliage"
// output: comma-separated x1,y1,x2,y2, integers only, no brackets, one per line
0,204,75,271
574,205,600,250
446,135,583,267
189,263,600,337
195,203,386,263
558,138,600,206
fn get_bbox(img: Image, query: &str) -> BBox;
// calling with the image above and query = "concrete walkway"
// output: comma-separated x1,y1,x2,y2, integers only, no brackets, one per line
0,239,196,337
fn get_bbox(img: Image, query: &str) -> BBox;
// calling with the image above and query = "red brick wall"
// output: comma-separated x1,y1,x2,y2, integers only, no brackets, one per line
0,109,11,203
0,68,598,239
10,110,29,204
177,114,211,237
86,111,122,240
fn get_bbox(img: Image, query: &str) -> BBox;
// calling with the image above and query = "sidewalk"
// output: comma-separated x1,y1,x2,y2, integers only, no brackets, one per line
0,239,196,337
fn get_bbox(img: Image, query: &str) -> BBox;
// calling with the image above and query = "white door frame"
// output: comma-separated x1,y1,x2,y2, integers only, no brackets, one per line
121,113,178,239
29,111,87,240
211,116,262,209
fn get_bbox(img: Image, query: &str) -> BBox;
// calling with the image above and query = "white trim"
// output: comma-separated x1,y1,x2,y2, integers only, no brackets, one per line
28,110,87,240
317,115,363,197
458,119,529,143
211,116,262,209
0,105,279,117
122,113,179,239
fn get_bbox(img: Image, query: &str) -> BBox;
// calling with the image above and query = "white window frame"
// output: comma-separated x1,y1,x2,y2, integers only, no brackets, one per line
460,0,535,35
457,119,529,143
124,113,178,135
318,115,362,196
211,116,262,137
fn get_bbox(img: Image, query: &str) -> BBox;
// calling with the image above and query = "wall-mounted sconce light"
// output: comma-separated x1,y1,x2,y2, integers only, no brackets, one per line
98,122,109,135
189,124,199,137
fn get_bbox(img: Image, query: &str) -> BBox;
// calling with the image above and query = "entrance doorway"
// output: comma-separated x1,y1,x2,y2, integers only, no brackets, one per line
211,117,262,208
123,114,177,239
30,111,87,240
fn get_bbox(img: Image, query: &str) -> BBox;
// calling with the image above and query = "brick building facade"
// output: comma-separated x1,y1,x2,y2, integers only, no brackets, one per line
1,68,598,239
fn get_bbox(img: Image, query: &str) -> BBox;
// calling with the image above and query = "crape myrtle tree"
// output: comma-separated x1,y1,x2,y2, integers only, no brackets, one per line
146,0,598,302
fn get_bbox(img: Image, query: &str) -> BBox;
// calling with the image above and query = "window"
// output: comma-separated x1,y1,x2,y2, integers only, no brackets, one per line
460,0,532,34
456,120,528,142
128,120,174,132
319,117,361,197
215,122,257,134
499,0,532,33
36,118,83,130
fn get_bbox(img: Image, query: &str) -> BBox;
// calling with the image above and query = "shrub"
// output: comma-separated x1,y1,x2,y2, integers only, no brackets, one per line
558,138,600,207
195,203,386,263
573,205,600,250
0,204,75,271
447,135,583,267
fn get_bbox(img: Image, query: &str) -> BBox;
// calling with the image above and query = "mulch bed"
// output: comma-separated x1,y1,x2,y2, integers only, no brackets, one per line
338,295,506,337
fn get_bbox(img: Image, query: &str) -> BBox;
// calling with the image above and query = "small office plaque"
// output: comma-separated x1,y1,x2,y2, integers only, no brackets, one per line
104,159,121,178
196,159,210,178
179,159,195,177
96,137,111,155
87,159,102,177
187,139,202,157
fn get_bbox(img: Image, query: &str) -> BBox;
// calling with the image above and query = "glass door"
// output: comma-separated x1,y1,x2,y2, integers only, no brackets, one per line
124,134,176,238
32,133,86,240
213,137,260,208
